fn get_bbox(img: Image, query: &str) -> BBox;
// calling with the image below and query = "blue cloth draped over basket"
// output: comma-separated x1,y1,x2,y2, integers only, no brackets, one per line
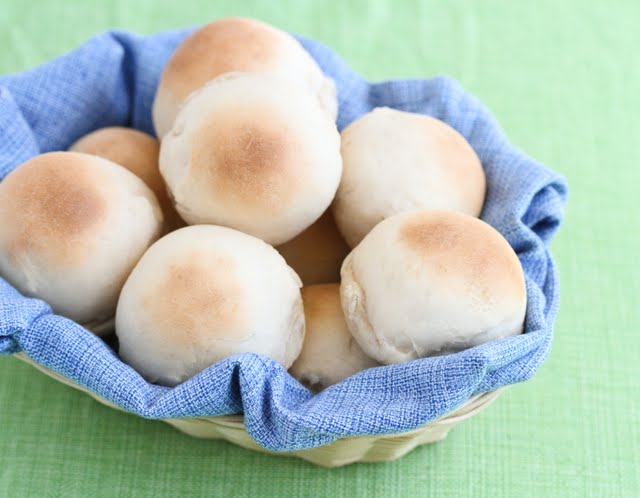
0,28,567,451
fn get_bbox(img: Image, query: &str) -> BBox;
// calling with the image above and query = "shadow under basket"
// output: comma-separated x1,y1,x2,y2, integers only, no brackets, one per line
14,352,502,467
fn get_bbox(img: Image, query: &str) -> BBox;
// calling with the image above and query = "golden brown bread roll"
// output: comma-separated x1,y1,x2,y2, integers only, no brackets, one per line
340,211,526,364
152,17,337,137
69,126,185,231
290,284,378,390
159,72,342,245
116,225,305,386
334,107,486,247
0,152,163,332
276,210,350,285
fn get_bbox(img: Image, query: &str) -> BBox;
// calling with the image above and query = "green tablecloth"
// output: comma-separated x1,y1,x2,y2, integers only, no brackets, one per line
1,1,638,496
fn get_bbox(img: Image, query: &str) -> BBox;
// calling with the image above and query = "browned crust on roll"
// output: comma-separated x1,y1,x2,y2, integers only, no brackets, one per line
190,107,300,214
140,252,248,345
71,127,161,192
0,152,109,267
159,18,286,103
277,210,350,284
301,283,342,321
399,211,525,304
70,127,184,231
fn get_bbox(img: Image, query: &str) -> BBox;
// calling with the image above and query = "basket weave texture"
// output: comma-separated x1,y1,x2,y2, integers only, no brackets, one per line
15,352,502,466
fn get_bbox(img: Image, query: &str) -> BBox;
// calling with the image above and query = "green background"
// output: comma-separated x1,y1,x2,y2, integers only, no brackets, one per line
1,1,638,496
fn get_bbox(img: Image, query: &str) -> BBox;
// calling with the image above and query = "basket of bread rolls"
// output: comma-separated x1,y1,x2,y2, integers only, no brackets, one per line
0,18,567,467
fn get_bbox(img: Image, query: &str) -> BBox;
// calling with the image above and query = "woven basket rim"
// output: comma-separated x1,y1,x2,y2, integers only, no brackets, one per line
12,351,503,434
12,349,505,466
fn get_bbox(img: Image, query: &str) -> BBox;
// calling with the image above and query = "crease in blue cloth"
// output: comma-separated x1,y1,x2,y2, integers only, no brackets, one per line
0,28,568,452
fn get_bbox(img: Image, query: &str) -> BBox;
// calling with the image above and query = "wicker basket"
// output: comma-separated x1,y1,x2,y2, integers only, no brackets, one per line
14,351,502,467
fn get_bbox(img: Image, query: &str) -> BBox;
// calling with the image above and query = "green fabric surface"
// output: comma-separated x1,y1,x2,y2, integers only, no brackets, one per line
1,1,638,496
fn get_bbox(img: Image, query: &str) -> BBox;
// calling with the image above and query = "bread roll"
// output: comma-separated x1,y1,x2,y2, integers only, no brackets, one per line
70,126,184,231
334,107,486,247
290,284,378,391
0,152,163,331
152,17,337,137
116,225,305,386
160,72,342,246
340,211,526,364
276,210,350,285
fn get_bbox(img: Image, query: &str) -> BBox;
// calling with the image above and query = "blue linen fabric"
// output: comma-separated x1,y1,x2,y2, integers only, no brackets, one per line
0,29,567,451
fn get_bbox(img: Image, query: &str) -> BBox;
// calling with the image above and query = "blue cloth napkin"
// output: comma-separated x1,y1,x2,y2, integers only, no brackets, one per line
0,29,567,451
